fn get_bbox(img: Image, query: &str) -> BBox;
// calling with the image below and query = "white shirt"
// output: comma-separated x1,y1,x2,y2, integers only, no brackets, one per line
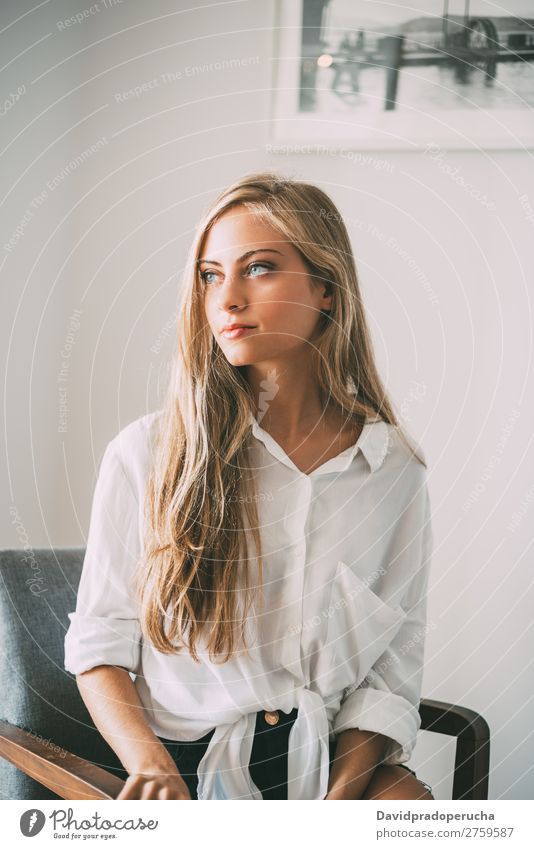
64,408,433,800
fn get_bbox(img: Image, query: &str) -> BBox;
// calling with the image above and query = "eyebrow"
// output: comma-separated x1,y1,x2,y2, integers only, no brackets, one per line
197,248,284,267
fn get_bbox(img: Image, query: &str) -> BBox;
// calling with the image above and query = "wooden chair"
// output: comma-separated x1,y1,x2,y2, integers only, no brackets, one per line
0,548,490,800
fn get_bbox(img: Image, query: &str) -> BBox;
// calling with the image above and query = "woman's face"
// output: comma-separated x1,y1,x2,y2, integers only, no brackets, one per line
200,205,332,367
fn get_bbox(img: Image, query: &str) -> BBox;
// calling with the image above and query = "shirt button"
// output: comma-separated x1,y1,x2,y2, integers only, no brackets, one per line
264,710,280,726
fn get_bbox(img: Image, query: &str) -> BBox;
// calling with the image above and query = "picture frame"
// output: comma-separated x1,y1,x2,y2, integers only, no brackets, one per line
269,0,534,151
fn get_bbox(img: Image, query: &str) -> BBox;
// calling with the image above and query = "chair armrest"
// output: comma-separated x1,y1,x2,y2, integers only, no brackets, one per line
419,698,491,800
419,698,490,742
0,720,126,800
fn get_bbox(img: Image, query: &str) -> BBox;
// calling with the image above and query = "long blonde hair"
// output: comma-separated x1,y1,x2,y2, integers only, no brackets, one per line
134,171,426,665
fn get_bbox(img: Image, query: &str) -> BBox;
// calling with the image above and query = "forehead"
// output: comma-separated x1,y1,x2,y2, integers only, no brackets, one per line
200,205,288,260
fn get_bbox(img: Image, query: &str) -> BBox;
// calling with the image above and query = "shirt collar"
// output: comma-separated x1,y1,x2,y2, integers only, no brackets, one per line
247,410,390,475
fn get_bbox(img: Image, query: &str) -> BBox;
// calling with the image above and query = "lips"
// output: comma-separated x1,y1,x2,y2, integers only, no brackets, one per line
222,325,252,331
221,325,256,339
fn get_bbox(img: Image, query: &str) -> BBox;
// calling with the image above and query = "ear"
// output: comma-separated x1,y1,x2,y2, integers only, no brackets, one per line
320,279,333,314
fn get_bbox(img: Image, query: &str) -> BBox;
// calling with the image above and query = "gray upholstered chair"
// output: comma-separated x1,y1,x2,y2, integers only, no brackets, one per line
0,548,490,800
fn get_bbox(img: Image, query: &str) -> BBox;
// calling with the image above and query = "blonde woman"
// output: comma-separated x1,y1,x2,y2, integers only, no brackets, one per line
64,172,434,801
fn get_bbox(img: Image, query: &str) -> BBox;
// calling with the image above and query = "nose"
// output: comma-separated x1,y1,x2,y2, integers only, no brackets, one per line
215,269,247,314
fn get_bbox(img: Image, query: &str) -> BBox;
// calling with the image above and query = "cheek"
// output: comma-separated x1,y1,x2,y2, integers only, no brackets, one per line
203,293,217,327
268,298,319,338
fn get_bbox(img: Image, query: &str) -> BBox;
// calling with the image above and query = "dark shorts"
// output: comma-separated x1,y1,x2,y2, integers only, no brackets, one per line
157,707,433,799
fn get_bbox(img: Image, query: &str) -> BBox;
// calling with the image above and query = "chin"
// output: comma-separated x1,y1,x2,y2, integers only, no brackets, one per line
226,354,258,367
218,335,257,360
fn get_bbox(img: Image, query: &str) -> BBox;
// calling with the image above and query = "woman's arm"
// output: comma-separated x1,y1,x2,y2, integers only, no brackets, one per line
76,664,191,799
325,728,389,800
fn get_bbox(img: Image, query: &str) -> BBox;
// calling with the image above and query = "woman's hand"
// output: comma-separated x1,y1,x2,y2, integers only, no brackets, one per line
116,771,192,800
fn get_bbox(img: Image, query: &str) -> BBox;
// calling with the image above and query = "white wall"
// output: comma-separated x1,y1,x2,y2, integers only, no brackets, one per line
1,0,533,800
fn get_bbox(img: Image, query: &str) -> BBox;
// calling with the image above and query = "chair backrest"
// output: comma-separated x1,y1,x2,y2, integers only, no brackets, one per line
0,548,128,800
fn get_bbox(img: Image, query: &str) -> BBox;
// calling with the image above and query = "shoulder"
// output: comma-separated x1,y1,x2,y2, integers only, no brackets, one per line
104,408,164,492
361,417,427,474
383,421,427,470
370,420,429,502
362,423,432,552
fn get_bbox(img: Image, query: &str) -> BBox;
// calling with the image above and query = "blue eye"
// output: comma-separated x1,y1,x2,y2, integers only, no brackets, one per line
200,270,218,284
200,262,272,285
248,262,272,277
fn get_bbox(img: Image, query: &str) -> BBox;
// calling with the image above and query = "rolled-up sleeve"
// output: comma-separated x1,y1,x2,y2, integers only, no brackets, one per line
332,474,434,765
64,438,143,676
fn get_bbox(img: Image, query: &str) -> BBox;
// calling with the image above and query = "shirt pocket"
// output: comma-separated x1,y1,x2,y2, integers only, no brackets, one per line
311,560,407,699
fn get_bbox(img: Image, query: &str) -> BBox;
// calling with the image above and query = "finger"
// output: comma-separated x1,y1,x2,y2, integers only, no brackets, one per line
159,787,173,799
176,784,192,801
175,779,192,800
116,789,133,800
140,779,159,800
116,776,142,800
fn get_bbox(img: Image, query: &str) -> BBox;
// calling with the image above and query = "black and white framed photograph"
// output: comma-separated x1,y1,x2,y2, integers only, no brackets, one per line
271,0,534,149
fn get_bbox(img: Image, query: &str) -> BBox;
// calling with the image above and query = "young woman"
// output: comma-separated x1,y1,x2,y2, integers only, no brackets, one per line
64,172,434,801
